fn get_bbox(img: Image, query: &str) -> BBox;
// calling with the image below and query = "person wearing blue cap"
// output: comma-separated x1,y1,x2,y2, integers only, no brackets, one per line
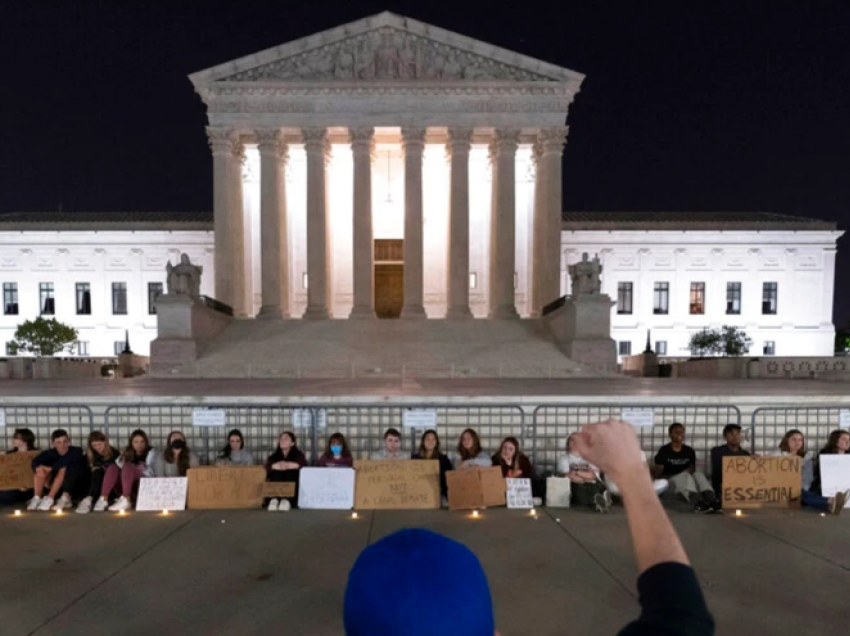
344,418,714,636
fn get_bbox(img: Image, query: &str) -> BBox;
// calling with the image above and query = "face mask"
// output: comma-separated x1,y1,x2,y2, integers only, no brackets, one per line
331,445,342,455
170,439,186,450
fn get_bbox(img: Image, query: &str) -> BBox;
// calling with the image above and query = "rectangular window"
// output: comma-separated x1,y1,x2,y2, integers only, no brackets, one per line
689,282,705,315
148,282,164,315
762,282,778,315
114,341,125,356
653,282,669,315
76,282,91,315
39,282,55,315
112,282,128,315
763,341,776,355
726,282,741,315
5,341,17,356
617,282,633,315
655,340,668,355
75,341,90,356
618,341,632,356
3,283,18,315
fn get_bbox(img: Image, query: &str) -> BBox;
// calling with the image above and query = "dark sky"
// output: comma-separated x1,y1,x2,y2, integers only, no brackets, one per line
2,1,849,324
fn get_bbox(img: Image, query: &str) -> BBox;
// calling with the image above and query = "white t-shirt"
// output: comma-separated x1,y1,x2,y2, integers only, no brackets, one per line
557,453,600,477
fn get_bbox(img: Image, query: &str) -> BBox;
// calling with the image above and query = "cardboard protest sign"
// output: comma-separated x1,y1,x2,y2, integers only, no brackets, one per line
261,482,296,498
354,460,440,510
721,456,801,509
136,477,188,511
298,467,355,509
446,466,506,511
819,455,850,505
187,466,267,509
506,478,533,509
0,451,38,490
546,477,571,508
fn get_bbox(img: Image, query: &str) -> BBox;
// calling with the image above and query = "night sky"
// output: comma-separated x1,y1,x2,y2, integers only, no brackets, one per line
1,1,849,323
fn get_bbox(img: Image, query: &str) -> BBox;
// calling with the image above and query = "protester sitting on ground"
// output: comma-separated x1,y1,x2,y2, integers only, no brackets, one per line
557,433,610,513
0,428,38,508
216,428,254,466
412,429,453,499
709,424,751,499
779,429,847,515
27,429,87,512
105,429,158,512
265,431,308,511
75,431,119,514
371,427,408,460
154,431,200,478
449,428,492,469
606,449,668,498
654,423,719,513
492,436,533,479
343,418,715,636
810,429,850,496
317,432,354,467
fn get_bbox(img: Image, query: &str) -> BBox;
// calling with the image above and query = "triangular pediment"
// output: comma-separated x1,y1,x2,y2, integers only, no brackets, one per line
190,12,583,85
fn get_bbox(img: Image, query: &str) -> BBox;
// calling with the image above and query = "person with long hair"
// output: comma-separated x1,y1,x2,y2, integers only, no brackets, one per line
492,436,533,479
0,428,38,508
557,433,611,513
154,431,200,478
28,429,87,512
810,429,850,504
265,431,307,511
412,429,453,499
779,429,847,515
75,431,118,514
317,432,353,467
217,429,254,466
448,428,491,469
105,429,159,512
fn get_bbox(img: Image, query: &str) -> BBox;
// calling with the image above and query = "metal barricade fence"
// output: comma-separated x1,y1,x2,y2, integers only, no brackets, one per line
104,405,317,465
0,404,94,450
752,406,848,455
532,404,744,475
319,405,528,461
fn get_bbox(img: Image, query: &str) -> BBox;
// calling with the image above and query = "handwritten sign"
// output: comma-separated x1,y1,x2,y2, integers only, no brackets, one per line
546,477,572,508
261,482,296,498
0,451,38,489
192,409,226,427
298,467,355,509
839,410,850,429
187,466,266,509
819,455,850,505
354,459,440,510
402,409,438,429
506,478,533,509
620,408,654,428
722,456,801,509
136,477,188,511
292,408,327,429
446,466,506,511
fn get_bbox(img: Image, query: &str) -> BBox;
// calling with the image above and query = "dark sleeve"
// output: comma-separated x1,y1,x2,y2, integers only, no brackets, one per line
295,449,308,468
316,455,327,467
32,450,52,470
520,454,534,477
618,563,714,636
686,447,697,469
709,447,720,475
653,446,666,467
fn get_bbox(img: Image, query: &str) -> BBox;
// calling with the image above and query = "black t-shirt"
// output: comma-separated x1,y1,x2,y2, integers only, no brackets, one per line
654,444,696,477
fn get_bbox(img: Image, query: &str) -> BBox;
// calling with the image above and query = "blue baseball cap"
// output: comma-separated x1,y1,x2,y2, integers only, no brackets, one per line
344,528,495,636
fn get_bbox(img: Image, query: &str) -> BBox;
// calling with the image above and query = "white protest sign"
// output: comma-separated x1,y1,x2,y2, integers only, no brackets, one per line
402,409,438,429
621,408,654,428
839,410,850,429
506,478,534,509
546,477,571,508
0,408,6,427
297,467,355,509
192,408,226,427
819,455,850,505
293,408,327,429
136,477,188,511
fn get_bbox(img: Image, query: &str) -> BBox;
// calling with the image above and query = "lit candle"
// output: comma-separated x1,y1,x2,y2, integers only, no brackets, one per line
735,509,742,516
162,509,169,516
530,508,536,516
472,510,479,518
14,510,21,517
351,512,358,519
119,509,126,516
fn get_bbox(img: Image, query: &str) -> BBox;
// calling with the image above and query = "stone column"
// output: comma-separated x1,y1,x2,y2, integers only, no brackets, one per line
401,127,427,319
302,127,331,319
531,126,569,317
229,138,248,317
445,127,473,319
256,129,289,319
349,127,376,319
488,128,520,319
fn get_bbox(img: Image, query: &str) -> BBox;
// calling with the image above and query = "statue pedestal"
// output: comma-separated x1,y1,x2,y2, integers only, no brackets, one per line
150,294,232,375
544,294,616,367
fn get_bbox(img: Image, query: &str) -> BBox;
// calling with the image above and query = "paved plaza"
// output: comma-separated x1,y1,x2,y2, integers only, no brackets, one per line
3,504,848,636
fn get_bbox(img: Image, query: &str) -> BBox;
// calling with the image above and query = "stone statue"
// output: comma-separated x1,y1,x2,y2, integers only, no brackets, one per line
568,252,603,296
166,253,203,300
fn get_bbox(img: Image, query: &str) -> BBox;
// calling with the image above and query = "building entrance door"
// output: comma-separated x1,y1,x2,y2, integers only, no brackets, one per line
374,239,403,319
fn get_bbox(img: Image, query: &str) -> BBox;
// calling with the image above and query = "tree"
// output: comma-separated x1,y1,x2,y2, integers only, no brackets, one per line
688,328,721,357
719,325,752,356
688,325,752,357
12,317,78,356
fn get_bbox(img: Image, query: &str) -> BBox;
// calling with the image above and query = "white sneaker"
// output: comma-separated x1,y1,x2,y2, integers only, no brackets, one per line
52,493,73,511
108,495,132,512
267,498,279,512
76,497,93,514
93,496,109,512
278,499,291,512
37,496,55,512
654,479,669,496
26,496,42,511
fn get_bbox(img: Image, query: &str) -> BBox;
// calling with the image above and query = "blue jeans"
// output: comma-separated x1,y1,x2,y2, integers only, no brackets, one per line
801,488,829,511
